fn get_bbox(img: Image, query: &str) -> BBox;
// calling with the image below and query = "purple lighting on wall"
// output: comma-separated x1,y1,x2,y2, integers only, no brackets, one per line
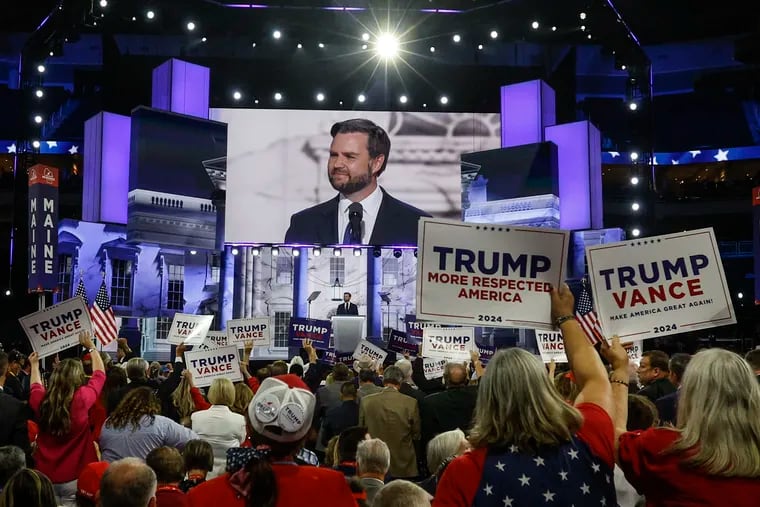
152,59,210,120
500,80,556,148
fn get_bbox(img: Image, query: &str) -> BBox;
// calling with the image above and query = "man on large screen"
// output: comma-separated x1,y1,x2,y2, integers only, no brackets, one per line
284,118,431,245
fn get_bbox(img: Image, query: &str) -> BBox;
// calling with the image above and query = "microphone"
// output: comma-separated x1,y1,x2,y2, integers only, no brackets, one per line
348,202,363,244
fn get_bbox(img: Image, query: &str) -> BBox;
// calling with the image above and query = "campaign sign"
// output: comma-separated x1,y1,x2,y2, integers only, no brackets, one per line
387,330,421,356
477,343,495,365
586,228,735,341
166,313,214,345
353,340,389,365
197,331,228,351
184,345,242,388
536,331,567,363
28,164,59,292
423,358,447,380
19,296,92,358
416,218,569,330
405,315,452,339
321,350,355,367
288,317,331,350
623,340,643,364
422,327,476,362
226,317,271,345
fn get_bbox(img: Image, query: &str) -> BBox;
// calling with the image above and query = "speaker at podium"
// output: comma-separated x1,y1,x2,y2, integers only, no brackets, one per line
331,315,365,353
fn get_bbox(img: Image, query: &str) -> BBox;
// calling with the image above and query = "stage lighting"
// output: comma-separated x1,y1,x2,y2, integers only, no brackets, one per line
621,64,627,70
581,25,586,31
146,10,155,20
201,36,207,42
316,92,325,102
32,140,40,149
631,202,640,211
429,46,435,53
629,102,638,111
99,0,107,7
439,95,449,105
631,228,641,237
490,30,498,39
372,247,382,258
361,44,368,50
399,95,408,104
292,248,300,257
361,32,370,41
333,248,342,257
353,248,362,257
630,176,639,185
452,34,461,43
189,250,197,255
587,34,592,39
477,44,483,50
313,247,321,256
252,247,260,256
254,99,259,104
551,26,557,31
37,64,45,73
35,89,44,98
630,151,639,161
233,91,242,100
186,21,196,31
273,30,281,39
580,12,587,20
4,289,10,296
252,42,257,48
738,292,744,299
271,247,279,256
231,248,239,256
531,21,539,29
274,92,283,101
297,43,302,49
422,103,427,108
34,115,43,124
318,42,325,48
376,33,399,59
357,93,366,103
393,249,402,259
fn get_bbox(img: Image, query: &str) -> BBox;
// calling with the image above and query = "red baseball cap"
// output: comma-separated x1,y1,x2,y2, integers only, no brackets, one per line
77,461,109,500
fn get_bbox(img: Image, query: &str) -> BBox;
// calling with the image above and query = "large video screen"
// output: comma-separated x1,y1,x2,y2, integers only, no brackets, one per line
210,109,501,245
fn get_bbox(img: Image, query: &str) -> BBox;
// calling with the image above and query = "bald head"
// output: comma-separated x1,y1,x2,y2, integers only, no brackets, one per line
444,362,468,387
99,458,157,507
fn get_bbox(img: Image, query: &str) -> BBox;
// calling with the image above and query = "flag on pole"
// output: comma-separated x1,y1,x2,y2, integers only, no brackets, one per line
575,281,605,345
91,280,118,347
74,277,88,306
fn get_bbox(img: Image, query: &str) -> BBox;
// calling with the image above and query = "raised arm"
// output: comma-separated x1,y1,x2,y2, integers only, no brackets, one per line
81,331,105,374
599,336,630,450
550,284,612,416
29,351,42,386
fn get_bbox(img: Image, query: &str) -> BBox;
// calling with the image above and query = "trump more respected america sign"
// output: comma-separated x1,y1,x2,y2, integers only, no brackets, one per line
416,218,569,330
586,228,735,341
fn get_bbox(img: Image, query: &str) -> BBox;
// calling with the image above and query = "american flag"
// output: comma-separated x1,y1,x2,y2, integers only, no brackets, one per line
74,277,88,306
575,282,605,345
91,280,118,347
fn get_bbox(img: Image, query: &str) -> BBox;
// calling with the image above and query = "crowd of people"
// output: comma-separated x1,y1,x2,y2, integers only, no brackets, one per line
1,284,759,507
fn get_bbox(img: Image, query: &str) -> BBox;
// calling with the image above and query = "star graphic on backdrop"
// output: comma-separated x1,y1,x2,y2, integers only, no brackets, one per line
591,463,601,473
601,497,607,506
518,474,531,486
509,445,519,454
558,471,568,481
714,149,729,162
543,490,556,502
503,496,514,507
689,150,701,158
580,483,591,495
534,456,545,467
483,484,493,496
605,474,611,484
495,461,506,472
46,141,58,148
6,143,16,154
608,151,620,158
68,145,79,155
567,449,579,460
671,159,680,165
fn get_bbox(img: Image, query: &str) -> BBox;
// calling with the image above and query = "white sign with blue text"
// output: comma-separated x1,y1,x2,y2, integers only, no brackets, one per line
586,228,735,341
421,327,476,362
416,218,569,330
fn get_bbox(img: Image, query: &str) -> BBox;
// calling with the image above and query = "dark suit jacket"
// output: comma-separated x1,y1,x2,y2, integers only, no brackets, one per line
284,187,431,245
637,377,676,403
321,400,360,446
0,392,32,464
420,386,478,449
400,382,426,405
655,390,680,426
336,302,359,315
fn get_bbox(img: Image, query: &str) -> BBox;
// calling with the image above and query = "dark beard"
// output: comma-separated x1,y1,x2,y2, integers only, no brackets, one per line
328,164,373,194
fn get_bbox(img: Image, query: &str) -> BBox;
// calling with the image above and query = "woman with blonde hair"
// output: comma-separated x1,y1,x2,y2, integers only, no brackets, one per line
435,285,619,505
618,348,760,504
99,386,197,461
191,378,247,478
0,468,58,507
29,331,105,506
231,382,254,416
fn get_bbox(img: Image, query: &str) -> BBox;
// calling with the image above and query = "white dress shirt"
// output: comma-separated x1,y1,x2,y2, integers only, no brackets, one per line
191,405,247,479
337,185,383,244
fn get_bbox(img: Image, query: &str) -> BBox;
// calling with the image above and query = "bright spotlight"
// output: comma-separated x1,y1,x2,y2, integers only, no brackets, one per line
631,202,640,211
580,12,587,20
316,92,325,102
361,44,368,50
99,0,107,7
297,43,302,49
34,115,43,124
551,26,557,31
233,91,242,100
35,89,44,98
490,30,498,39
201,36,207,42
361,32,370,41
37,64,46,73
318,42,325,48
353,248,362,257
630,176,639,185
429,46,435,53
439,95,449,105
186,21,196,31
376,33,399,59
452,34,461,43
399,95,408,104
4,290,10,296
531,21,540,29
274,92,283,101
631,228,641,237
630,151,639,161
357,93,366,103
477,44,483,50
629,102,638,111
273,29,281,39
738,292,744,299
581,25,586,31
146,10,155,19
32,140,40,149
231,248,239,256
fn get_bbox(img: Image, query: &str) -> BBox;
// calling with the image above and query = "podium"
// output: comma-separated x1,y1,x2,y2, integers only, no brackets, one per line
331,316,365,353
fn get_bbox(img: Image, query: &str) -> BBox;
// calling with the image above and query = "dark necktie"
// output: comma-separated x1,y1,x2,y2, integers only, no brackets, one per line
342,202,363,244
345,303,349,312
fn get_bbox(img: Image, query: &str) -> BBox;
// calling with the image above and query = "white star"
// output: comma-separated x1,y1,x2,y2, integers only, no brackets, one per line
689,150,701,158
534,456,545,467
483,484,493,496
543,490,556,502
591,463,601,473
495,461,506,472
68,145,79,155
608,151,620,158
509,445,519,453
581,483,591,495
671,159,679,165
601,497,607,506
567,449,579,460
46,141,58,148
558,471,568,481
518,474,531,486
503,496,514,507
6,143,16,154
714,149,729,162
605,474,611,483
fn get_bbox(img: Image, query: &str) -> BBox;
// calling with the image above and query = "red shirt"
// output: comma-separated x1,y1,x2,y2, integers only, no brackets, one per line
156,485,188,507
29,370,106,483
89,397,107,441
618,427,760,506
433,403,616,506
186,466,356,507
